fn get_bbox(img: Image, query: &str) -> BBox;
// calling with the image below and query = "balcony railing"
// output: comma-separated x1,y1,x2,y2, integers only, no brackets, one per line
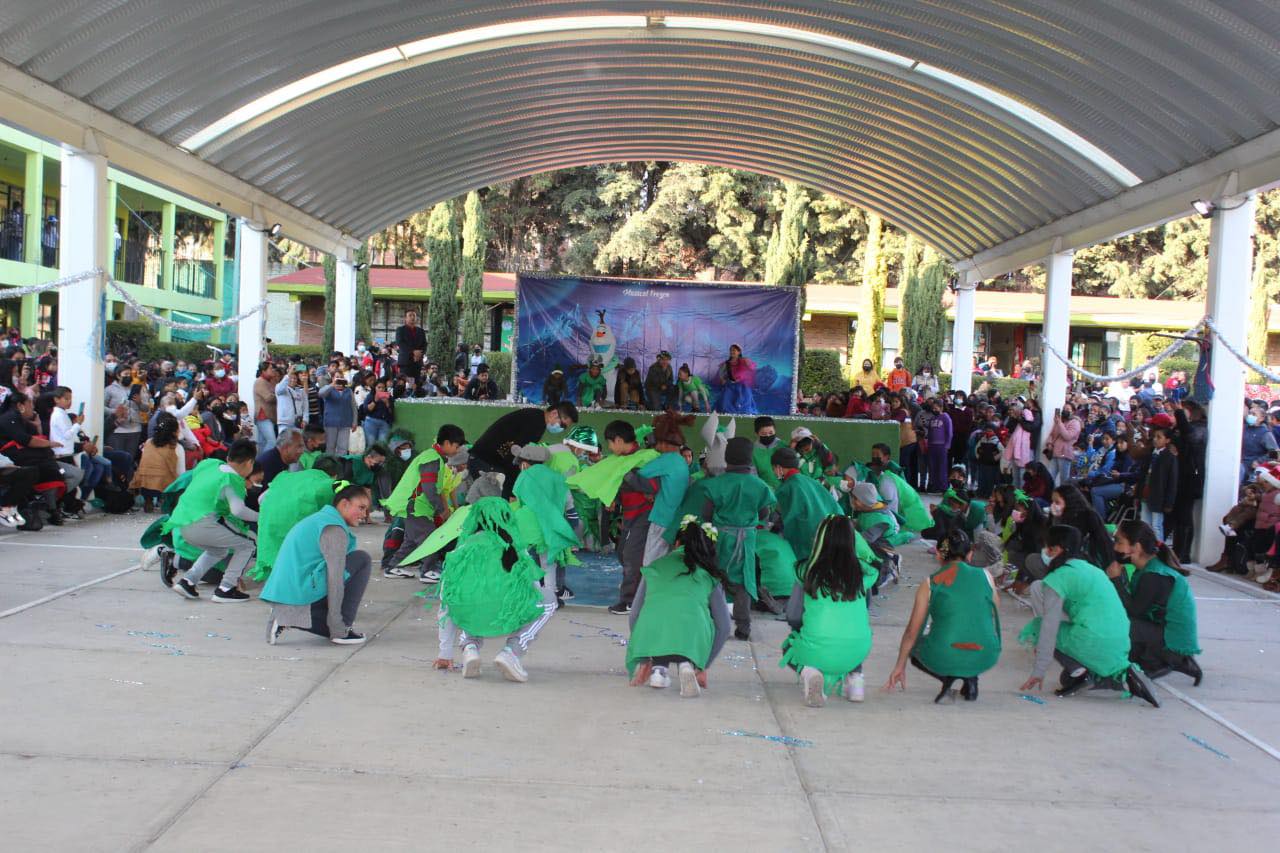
0,212,24,262
117,237,162,288
173,258,216,299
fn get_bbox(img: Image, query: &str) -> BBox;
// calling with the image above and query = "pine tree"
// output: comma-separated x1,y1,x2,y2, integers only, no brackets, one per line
355,243,372,344
322,254,336,353
901,245,947,373
460,190,488,349
764,181,813,286
425,200,461,369
852,214,887,368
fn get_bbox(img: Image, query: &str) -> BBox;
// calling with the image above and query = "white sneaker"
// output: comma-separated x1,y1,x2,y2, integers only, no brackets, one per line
844,672,866,702
648,665,671,689
461,644,481,678
801,666,826,708
266,616,283,646
494,647,529,683
678,661,701,698
419,569,441,584
1218,523,1235,538
1256,567,1274,584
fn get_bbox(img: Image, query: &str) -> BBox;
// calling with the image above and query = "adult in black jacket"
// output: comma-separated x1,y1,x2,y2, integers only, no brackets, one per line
394,310,426,381
1169,404,1207,561
468,402,578,498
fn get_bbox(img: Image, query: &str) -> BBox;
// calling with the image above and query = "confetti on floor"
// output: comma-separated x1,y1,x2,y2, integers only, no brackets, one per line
1182,732,1230,760
1019,694,1046,705
723,730,813,748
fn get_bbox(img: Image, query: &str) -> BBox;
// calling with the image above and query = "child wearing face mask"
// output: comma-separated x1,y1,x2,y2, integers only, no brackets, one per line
751,416,782,490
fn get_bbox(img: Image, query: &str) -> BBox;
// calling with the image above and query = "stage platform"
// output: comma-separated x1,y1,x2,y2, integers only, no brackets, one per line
393,400,898,469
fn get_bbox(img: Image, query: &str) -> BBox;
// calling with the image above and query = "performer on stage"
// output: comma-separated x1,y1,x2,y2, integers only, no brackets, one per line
716,344,757,415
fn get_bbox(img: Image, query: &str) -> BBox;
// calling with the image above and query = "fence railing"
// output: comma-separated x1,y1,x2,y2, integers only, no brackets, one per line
0,212,24,262
173,258,216,299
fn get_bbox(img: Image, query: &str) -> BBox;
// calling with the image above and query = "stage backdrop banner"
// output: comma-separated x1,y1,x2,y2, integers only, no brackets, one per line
514,275,799,414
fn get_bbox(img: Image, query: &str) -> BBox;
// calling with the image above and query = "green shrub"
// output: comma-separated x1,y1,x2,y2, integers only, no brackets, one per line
271,344,328,363
1160,357,1199,379
936,372,953,393
139,340,214,363
990,377,1032,398
484,351,512,394
800,349,845,396
105,320,155,356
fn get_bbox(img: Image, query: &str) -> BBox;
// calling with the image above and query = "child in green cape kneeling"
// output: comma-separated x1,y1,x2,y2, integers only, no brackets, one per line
781,515,878,708
627,516,733,698
435,497,557,684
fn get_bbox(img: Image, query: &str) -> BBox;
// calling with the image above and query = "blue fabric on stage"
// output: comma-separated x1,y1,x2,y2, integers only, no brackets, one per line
515,275,799,415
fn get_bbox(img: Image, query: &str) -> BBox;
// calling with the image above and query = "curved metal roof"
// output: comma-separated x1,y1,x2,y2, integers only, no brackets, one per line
2,1,1278,257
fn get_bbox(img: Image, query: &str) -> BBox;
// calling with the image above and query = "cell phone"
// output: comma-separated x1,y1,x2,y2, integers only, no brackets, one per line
77,402,85,416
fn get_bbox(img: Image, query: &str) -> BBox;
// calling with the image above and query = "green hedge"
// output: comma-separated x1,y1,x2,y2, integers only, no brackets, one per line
800,349,845,396
271,344,328,363
105,321,155,356
1160,357,1199,379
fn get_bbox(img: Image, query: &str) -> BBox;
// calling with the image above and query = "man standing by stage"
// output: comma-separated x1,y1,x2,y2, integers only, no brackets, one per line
395,309,426,383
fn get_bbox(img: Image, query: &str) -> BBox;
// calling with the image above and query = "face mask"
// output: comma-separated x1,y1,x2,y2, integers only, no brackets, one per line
838,480,852,492
547,423,564,434
863,364,873,372
1049,503,1064,517
398,448,413,461
759,434,776,446
214,369,225,378
1011,509,1026,523
1247,415,1259,426
1113,550,1128,564
357,345,366,353
104,362,117,373
1040,548,1054,565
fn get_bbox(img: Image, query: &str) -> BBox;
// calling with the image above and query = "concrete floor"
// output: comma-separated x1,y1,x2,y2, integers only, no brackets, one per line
1,513,1278,852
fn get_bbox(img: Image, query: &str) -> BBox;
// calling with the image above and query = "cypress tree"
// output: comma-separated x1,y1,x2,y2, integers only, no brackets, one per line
425,200,461,369
460,190,488,349
322,254,336,353
355,242,372,344
852,214,887,368
1246,263,1271,383
901,245,947,373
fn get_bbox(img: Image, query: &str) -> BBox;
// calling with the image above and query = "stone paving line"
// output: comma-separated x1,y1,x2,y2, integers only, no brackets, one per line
3,513,1280,851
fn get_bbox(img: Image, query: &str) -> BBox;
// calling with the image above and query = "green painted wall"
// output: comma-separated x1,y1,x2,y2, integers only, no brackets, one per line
392,402,898,468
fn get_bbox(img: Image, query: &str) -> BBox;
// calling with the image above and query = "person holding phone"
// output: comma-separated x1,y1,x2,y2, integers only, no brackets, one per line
318,373,359,456
362,381,394,447
49,386,118,499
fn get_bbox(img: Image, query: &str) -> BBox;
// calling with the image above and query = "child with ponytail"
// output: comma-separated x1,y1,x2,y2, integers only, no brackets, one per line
627,516,733,698
780,515,877,708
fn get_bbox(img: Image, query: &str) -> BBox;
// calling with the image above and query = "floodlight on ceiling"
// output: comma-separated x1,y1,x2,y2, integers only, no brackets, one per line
175,14,1140,188
353,262,369,271
1192,198,1215,218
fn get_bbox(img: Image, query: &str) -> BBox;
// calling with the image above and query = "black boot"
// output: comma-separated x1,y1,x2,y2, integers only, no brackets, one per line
1125,667,1161,707
933,677,956,703
960,677,979,701
1175,656,1203,686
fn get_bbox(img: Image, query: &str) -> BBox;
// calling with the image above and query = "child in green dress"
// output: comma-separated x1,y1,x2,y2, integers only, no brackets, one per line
627,517,733,697
676,363,712,413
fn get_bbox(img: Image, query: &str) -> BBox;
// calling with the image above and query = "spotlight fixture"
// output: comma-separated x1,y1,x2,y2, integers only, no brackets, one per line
946,276,959,294
353,262,369,271
1191,199,1215,218
245,221,284,237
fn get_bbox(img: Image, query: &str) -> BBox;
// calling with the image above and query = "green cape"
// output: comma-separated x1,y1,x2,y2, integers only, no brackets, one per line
566,449,659,504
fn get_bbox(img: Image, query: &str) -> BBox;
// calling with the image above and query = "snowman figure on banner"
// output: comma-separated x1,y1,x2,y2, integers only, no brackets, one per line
589,309,620,391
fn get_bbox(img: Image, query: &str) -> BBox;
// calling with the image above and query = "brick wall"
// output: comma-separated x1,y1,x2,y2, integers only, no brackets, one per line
298,296,324,347
804,313,850,363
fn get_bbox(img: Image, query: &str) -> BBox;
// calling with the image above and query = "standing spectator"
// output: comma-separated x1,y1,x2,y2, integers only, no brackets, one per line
41,215,58,266
913,365,939,398
852,358,880,395
1046,402,1082,486
1240,404,1277,482
1141,428,1178,541
275,364,308,434
924,397,952,493
318,375,358,456
253,362,279,451
1170,401,1207,561
395,310,426,382
453,342,469,377
362,381,394,447
104,364,150,460
468,344,485,378
886,357,911,393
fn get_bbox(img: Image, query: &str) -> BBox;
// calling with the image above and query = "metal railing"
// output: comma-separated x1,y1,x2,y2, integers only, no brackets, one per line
173,258,216,299
117,237,161,287
0,212,24,262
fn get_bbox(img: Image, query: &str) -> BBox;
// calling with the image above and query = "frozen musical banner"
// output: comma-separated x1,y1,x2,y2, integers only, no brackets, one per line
514,275,801,415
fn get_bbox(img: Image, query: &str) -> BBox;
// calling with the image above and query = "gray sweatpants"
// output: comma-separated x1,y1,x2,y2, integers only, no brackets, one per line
438,580,557,659
325,427,351,456
389,514,440,571
642,523,670,566
182,515,256,590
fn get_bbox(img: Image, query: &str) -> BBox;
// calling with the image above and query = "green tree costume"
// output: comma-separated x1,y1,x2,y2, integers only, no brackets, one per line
625,550,715,677
776,471,842,565
577,371,609,407
249,469,335,581
567,449,660,504
913,562,1002,677
1019,559,1132,680
697,471,776,599
780,566,878,694
1129,558,1201,656
440,498,546,637
868,468,931,532
511,464,580,563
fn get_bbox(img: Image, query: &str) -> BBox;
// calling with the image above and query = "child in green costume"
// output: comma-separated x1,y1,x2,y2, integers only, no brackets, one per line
884,528,1002,703
381,424,466,582
781,515,878,707
1108,520,1202,684
510,443,580,603
638,412,695,565
771,446,843,568
576,357,609,408
249,457,340,582
1018,525,1160,707
435,497,558,684
676,363,711,413
848,482,906,584
627,518,732,697
563,426,605,555
165,439,259,602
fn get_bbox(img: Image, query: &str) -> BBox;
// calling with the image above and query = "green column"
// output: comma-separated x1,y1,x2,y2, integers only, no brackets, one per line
161,201,176,291
105,181,118,316
212,218,227,344
21,151,45,335
157,307,172,343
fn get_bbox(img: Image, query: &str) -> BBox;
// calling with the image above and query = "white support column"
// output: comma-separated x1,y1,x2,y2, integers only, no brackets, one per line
237,217,268,406
1195,194,1256,565
1038,247,1073,458
950,271,978,396
57,140,108,438
334,247,356,355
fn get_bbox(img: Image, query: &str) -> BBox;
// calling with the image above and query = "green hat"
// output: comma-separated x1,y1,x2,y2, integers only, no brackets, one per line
565,425,600,453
